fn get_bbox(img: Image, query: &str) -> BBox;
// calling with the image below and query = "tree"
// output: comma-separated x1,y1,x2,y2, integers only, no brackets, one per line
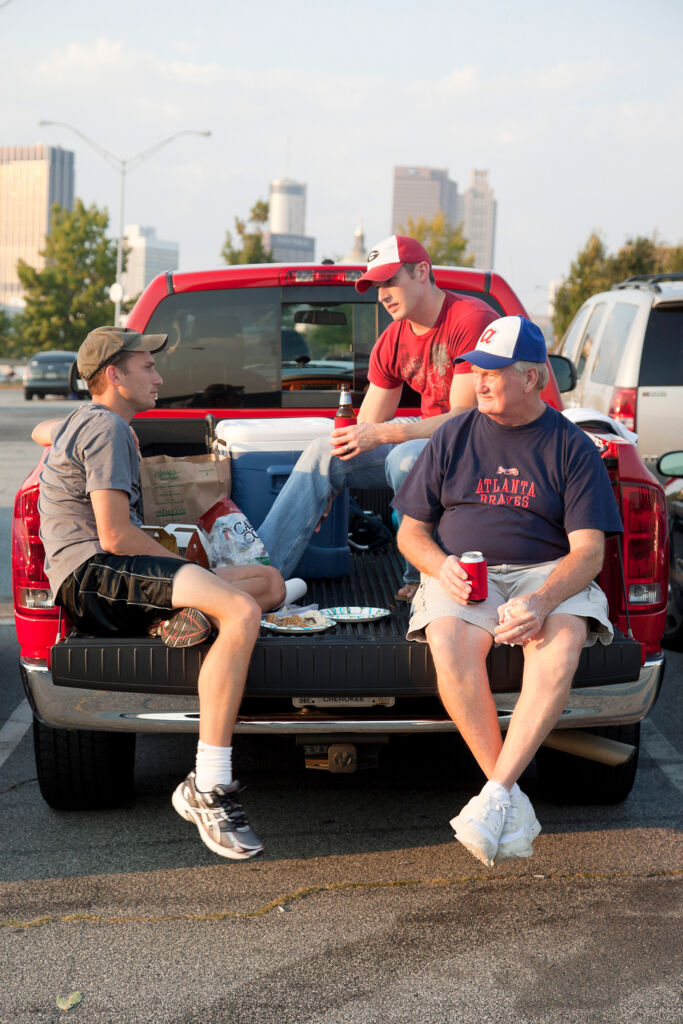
0,309,21,358
553,231,683,337
552,233,612,338
16,199,119,354
221,199,273,265
399,211,473,267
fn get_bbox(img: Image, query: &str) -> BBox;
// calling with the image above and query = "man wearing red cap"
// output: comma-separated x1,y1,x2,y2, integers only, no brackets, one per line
258,234,497,599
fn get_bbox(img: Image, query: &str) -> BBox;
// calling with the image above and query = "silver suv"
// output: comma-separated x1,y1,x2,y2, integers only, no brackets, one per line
557,274,683,465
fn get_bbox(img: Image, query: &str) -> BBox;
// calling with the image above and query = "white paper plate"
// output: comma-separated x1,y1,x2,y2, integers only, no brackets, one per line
261,610,333,634
320,606,391,623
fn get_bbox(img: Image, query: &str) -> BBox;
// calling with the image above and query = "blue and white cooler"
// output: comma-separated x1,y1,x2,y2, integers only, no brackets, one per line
214,417,350,579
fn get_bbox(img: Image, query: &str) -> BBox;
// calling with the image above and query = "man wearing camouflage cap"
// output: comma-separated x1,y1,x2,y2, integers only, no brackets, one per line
35,326,285,861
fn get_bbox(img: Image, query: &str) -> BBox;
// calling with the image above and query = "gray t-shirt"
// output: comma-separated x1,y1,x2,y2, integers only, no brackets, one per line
38,404,143,595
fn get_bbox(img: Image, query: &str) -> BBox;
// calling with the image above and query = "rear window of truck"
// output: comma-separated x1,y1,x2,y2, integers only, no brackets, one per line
143,285,501,410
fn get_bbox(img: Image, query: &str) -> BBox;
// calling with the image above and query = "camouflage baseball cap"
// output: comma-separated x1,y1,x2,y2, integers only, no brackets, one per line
77,326,168,381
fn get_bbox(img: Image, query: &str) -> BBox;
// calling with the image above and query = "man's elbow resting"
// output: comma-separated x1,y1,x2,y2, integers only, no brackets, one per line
98,532,132,555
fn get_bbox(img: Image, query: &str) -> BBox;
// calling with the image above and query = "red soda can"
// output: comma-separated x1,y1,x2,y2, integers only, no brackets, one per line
459,551,488,602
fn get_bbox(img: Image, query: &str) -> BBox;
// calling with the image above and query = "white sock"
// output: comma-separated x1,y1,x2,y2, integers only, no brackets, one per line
482,779,510,800
195,740,233,792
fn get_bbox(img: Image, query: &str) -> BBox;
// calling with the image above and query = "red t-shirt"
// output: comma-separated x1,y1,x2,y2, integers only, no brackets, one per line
368,291,498,418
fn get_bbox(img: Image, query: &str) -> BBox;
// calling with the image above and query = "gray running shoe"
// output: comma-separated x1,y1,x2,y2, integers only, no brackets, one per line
494,787,541,864
149,607,211,648
172,772,263,860
450,784,510,867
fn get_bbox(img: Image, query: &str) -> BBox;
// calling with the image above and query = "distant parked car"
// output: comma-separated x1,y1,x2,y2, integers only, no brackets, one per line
557,274,683,465
658,450,683,649
23,350,78,400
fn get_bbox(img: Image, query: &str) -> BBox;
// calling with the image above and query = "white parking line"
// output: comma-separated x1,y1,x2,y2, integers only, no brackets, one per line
642,717,683,794
0,699,32,770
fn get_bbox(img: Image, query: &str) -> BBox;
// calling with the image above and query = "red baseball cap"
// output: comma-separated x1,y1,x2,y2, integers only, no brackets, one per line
355,234,431,293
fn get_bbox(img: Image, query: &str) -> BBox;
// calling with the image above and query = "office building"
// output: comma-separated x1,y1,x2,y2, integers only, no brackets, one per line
0,145,74,310
458,169,497,269
266,178,315,262
121,225,179,301
391,166,459,234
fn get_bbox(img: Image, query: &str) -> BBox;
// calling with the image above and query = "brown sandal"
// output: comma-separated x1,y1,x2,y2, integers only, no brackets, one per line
395,582,418,603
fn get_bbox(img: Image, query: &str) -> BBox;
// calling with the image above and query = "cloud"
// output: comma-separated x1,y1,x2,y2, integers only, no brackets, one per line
37,37,224,87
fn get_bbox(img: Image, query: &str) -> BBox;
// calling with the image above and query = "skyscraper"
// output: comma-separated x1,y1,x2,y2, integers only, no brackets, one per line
458,169,497,269
0,145,75,310
266,178,315,262
121,225,179,301
391,166,459,234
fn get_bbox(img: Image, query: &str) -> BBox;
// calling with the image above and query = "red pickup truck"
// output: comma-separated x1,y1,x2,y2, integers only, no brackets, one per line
12,263,669,810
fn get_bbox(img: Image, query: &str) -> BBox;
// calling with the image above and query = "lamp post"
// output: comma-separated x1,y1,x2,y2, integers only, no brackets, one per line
38,121,211,325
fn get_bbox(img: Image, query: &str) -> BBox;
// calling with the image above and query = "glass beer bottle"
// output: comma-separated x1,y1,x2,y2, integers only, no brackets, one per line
334,385,357,429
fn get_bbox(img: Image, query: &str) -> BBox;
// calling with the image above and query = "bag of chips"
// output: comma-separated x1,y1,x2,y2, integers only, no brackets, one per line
195,498,270,568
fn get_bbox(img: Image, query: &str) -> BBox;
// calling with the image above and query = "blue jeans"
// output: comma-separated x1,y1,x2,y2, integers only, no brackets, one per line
257,435,429,582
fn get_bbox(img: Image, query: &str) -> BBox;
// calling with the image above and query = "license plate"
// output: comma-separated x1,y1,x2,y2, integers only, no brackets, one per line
292,696,395,708
44,372,59,379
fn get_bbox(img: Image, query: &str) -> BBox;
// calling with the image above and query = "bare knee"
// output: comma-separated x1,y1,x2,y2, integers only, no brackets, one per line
215,590,262,643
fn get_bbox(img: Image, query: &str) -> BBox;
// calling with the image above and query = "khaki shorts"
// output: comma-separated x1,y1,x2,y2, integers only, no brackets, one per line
407,559,614,647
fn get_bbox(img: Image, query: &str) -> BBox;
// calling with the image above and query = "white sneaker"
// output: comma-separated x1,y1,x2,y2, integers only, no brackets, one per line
278,578,307,609
494,786,542,864
450,782,510,867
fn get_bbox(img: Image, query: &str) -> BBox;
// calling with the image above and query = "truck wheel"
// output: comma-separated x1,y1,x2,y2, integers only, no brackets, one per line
24,390,33,401
535,722,640,804
33,719,136,810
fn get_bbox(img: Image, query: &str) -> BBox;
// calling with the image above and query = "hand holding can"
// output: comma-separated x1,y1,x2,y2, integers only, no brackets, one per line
458,551,488,602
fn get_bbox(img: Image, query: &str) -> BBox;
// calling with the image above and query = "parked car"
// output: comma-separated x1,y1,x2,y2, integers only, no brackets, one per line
11,263,669,812
556,273,683,466
657,450,683,649
22,350,79,400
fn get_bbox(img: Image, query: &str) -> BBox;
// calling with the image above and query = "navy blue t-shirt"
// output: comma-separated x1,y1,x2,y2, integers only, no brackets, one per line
392,405,623,565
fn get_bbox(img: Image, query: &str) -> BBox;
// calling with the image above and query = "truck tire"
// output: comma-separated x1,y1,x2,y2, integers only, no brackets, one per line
33,719,136,810
535,722,640,804
24,390,33,401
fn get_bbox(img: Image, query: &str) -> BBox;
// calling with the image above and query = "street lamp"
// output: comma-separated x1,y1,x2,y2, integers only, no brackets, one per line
38,121,211,325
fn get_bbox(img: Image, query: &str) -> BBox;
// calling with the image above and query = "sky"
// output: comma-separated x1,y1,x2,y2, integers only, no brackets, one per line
3,0,683,317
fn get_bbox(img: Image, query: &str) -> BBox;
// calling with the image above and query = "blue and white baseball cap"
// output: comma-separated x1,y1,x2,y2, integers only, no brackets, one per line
454,315,547,369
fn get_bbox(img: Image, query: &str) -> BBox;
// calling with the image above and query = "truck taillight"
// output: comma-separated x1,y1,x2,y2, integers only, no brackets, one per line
12,485,55,611
621,483,667,606
608,387,637,432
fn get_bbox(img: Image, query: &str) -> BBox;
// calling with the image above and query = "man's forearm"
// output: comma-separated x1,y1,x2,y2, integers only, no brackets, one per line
373,411,452,444
396,521,446,578
531,547,604,616
100,522,186,561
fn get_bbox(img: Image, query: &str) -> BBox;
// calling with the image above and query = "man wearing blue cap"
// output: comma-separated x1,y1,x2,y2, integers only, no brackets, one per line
393,316,623,868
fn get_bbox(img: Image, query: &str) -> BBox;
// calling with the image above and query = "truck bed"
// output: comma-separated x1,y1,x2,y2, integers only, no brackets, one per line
50,540,643,698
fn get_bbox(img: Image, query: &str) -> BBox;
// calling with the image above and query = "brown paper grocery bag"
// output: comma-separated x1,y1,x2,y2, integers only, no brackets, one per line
139,453,231,527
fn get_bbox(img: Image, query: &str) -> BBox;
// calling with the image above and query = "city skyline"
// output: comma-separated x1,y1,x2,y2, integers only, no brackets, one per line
2,0,681,319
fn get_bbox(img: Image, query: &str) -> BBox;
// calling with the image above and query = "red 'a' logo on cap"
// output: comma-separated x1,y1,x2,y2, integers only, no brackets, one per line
479,328,497,345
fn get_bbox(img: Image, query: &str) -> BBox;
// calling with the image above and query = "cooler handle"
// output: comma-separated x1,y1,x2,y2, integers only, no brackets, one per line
266,463,294,495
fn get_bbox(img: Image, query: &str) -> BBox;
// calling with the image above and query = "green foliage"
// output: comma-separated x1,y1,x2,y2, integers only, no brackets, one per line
553,232,683,338
15,199,119,354
0,308,22,358
221,199,273,265
399,211,474,267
